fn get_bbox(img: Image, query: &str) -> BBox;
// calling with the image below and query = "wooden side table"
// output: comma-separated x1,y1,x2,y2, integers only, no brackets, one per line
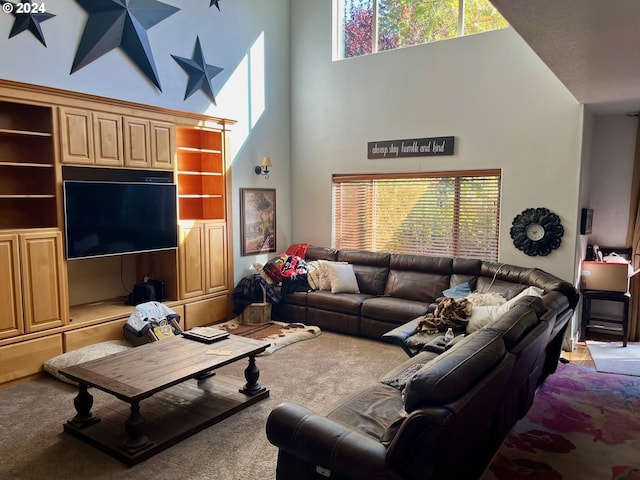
580,289,630,347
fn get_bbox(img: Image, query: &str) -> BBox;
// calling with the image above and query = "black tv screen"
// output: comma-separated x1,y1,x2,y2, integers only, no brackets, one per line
63,180,178,260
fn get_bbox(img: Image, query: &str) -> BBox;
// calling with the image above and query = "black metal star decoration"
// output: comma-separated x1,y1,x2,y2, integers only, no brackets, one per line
172,36,223,105
71,0,180,91
209,0,221,10
2,1,55,47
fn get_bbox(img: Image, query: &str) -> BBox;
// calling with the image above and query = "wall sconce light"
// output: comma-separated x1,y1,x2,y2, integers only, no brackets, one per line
255,155,272,179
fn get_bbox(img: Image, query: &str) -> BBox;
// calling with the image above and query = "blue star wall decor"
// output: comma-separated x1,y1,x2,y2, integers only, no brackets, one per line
2,1,55,47
210,0,221,11
71,0,180,91
172,36,223,105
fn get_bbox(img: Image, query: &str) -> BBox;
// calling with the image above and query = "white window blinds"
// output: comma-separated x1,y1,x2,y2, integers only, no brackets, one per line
332,170,501,261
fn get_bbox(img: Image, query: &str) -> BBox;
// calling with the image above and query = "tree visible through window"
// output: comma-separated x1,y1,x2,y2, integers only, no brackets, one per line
339,0,508,59
332,171,501,261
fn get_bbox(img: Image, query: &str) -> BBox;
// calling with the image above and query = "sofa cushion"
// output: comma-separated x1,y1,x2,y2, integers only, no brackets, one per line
305,246,338,262
385,270,450,303
325,383,405,441
361,296,431,323
403,329,505,411
338,250,390,295
354,265,389,296
307,290,371,315
385,254,452,303
487,300,545,349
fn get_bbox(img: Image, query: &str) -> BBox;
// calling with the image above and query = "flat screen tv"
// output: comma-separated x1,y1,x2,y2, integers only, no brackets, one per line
63,180,179,260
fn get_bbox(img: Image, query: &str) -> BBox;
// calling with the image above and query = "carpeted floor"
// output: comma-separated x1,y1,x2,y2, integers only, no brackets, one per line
586,340,640,376
482,362,640,479
2,333,639,480
0,331,405,480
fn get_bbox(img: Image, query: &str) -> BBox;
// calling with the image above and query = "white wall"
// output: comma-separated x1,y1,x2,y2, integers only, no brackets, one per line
290,1,582,282
0,0,291,288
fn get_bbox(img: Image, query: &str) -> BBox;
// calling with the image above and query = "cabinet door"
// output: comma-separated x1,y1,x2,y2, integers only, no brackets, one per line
178,223,206,299
59,107,93,164
150,121,175,170
205,222,228,293
19,231,68,333
0,234,23,339
92,111,123,166
123,117,151,168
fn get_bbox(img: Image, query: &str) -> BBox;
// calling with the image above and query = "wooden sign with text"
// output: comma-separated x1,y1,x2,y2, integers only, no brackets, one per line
368,136,455,159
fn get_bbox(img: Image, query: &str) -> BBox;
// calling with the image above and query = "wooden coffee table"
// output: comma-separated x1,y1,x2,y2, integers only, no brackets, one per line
59,334,269,465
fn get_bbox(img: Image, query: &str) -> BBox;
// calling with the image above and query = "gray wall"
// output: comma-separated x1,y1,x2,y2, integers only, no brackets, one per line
290,1,582,282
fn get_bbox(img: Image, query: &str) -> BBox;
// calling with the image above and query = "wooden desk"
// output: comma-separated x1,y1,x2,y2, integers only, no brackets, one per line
580,289,630,347
60,335,269,465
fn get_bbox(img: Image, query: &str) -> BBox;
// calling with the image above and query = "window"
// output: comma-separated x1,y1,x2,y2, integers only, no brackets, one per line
336,0,508,59
332,170,501,260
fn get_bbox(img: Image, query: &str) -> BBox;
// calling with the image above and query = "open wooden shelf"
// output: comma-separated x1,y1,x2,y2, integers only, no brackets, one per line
0,100,57,229
176,126,226,221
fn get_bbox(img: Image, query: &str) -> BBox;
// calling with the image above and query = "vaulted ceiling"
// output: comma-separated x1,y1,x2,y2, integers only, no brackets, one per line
491,0,640,115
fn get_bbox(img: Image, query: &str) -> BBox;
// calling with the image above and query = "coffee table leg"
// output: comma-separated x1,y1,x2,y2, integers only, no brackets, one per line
240,355,266,396
67,382,100,428
120,401,154,453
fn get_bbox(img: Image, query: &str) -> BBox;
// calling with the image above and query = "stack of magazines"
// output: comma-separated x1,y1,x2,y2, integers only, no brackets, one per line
183,326,230,344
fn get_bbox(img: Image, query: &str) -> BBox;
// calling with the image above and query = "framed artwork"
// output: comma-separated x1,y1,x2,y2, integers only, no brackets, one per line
240,188,276,256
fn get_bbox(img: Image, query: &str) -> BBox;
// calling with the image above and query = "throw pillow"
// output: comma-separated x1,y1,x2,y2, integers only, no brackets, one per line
442,282,471,299
44,340,132,385
466,286,544,333
466,291,506,306
263,254,288,284
306,261,322,290
317,260,347,291
494,286,544,316
466,305,504,333
322,261,360,294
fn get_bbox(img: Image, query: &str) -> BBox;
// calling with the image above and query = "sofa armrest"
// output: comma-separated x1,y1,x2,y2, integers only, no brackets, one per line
266,402,389,479
382,317,423,357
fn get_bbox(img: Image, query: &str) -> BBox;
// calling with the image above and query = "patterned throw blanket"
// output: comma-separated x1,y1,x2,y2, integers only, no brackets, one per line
416,297,472,334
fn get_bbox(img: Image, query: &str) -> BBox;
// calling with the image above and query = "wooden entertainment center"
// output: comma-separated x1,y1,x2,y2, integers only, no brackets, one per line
0,80,235,387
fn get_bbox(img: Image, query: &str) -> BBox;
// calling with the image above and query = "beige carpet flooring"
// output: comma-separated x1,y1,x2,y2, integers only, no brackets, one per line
0,331,406,480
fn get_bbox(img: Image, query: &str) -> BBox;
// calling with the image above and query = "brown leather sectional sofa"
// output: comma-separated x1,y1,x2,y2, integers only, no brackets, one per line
266,246,580,480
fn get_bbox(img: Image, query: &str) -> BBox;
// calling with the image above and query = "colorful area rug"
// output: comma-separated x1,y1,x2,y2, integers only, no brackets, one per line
217,319,321,355
483,363,640,479
586,340,640,377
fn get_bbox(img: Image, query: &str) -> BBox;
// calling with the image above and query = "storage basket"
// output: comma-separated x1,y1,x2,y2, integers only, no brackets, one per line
240,284,272,325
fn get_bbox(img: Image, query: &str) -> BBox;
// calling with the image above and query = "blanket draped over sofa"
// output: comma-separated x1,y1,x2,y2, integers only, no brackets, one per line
265,246,579,480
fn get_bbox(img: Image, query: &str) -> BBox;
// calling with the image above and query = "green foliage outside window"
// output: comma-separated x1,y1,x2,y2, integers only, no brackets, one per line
341,0,508,59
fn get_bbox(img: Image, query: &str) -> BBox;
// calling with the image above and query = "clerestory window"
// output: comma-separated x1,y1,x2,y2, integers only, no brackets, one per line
332,170,501,261
334,0,508,60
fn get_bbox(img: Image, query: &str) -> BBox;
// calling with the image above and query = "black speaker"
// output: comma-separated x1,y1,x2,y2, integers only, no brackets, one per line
125,283,156,306
147,279,166,301
125,279,165,306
